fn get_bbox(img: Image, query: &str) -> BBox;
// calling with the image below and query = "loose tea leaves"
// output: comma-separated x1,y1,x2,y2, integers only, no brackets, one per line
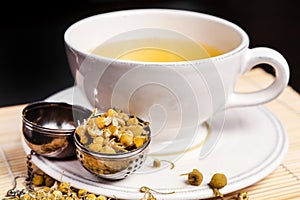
76,108,150,154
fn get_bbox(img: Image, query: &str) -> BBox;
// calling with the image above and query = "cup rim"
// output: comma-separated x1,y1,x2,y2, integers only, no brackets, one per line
64,8,249,65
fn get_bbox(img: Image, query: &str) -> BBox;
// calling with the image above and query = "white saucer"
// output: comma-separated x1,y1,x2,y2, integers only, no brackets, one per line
22,86,288,200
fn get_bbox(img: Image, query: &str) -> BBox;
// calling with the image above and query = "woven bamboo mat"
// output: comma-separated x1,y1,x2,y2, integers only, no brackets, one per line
0,68,300,199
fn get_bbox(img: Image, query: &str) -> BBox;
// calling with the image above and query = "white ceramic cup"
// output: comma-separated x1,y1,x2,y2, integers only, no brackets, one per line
64,9,289,147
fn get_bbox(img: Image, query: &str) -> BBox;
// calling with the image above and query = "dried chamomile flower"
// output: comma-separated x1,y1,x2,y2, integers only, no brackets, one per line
3,169,113,200
152,159,175,170
139,186,174,200
209,173,227,189
181,169,203,186
95,195,107,200
44,174,55,187
86,193,97,200
20,193,31,200
78,189,88,198
32,173,44,186
208,173,227,197
140,186,175,194
188,169,203,186
75,108,150,154
140,193,157,200
120,133,134,147
237,192,249,200
133,136,147,148
153,159,161,168
59,182,70,193
52,190,63,199
127,117,139,126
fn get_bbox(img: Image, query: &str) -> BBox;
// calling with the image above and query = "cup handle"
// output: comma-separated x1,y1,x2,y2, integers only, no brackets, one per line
227,47,290,108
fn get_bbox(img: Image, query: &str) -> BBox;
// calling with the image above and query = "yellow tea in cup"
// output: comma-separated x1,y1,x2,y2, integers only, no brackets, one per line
91,38,223,62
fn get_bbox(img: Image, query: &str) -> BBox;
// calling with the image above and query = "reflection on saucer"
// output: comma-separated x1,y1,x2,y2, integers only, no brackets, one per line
149,122,210,157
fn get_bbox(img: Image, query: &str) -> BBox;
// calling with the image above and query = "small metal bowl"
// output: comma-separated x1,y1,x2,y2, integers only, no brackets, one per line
74,118,151,180
22,102,92,159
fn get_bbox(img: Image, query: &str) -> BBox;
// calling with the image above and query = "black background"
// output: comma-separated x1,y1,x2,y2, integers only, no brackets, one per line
1,0,299,107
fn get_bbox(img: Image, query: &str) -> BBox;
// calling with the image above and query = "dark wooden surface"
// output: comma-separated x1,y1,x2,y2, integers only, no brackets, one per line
0,0,299,106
